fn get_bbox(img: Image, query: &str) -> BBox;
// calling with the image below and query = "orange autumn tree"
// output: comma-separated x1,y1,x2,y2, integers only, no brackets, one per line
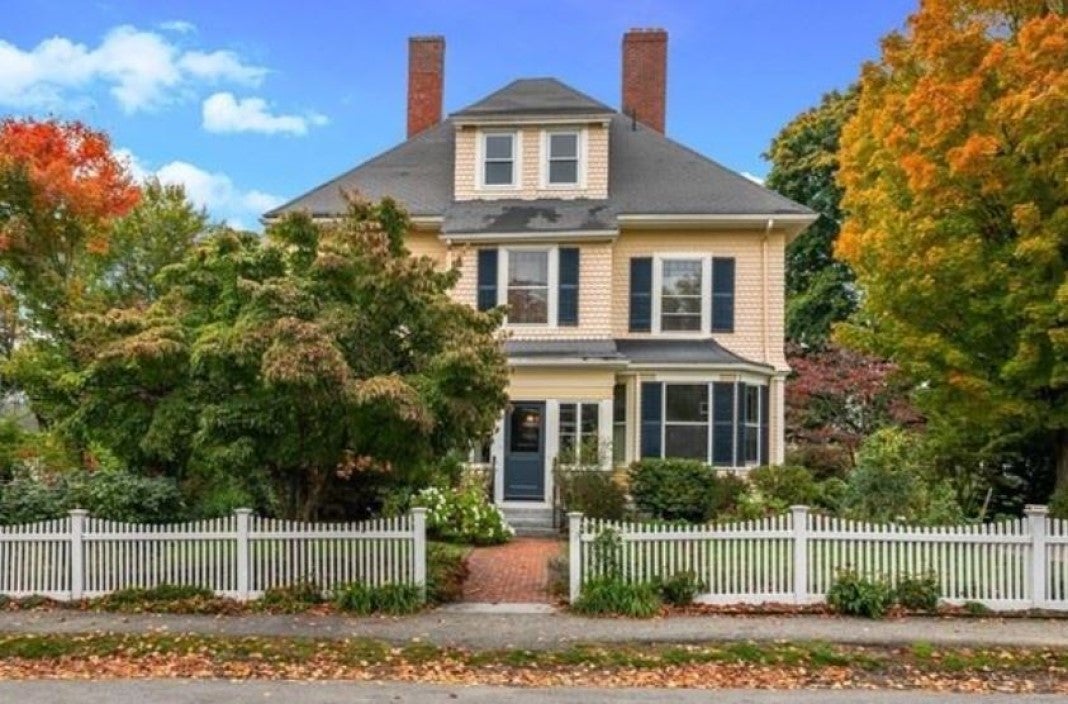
0,118,140,338
837,1,1068,490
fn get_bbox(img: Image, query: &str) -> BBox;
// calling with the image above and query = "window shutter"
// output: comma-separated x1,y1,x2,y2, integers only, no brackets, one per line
629,258,653,332
640,382,662,459
760,384,770,466
558,247,579,326
712,382,735,467
476,249,498,311
711,257,735,333
735,382,747,467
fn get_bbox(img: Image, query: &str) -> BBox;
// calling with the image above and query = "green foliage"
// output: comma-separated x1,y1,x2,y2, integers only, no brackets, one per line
257,580,324,612
0,468,185,524
412,485,513,545
94,584,222,613
426,542,469,605
572,577,661,618
841,428,965,525
894,572,941,613
656,571,705,607
547,554,569,598
962,601,992,616
555,469,627,521
1050,486,1068,520
749,465,820,508
333,582,422,615
628,459,748,522
764,87,859,346
826,570,894,619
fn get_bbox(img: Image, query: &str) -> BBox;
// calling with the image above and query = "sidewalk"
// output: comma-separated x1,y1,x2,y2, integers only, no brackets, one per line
0,610,1065,650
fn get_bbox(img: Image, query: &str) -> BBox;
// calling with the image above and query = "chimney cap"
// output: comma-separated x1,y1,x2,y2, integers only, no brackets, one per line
409,34,445,42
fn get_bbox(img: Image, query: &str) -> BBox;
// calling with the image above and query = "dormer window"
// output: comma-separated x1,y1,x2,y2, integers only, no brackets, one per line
482,132,516,187
546,131,580,185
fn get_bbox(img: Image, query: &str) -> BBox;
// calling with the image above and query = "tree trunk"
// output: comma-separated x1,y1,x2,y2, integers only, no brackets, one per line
1056,430,1068,492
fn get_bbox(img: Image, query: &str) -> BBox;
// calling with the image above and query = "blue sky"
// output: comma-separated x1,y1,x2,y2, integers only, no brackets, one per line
3,0,916,229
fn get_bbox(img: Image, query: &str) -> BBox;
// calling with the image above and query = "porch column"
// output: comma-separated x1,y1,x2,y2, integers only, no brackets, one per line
491,415,505,504
598,398,613,470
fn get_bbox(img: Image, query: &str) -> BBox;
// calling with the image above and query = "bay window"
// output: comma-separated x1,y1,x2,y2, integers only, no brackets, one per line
663,384,709,459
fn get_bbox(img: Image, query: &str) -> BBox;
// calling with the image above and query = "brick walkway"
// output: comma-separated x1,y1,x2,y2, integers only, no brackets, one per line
461,538,563,603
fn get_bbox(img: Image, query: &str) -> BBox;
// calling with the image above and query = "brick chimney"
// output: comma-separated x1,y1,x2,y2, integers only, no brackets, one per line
622,28,667,133
407,36,444,138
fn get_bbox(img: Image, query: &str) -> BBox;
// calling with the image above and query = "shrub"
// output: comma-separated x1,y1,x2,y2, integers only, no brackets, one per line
629,459,711,522
894,572,941,612
784,444,852,481
334,582,422,615
555,469,627,520
657,571,704,607
826,569,895,619
257,580,324,612
962,600,991,616
1050,485,1068,520
572,577,661,618
412,485,513,545
706,471,749,518
749,465,820,508
426,542,469,605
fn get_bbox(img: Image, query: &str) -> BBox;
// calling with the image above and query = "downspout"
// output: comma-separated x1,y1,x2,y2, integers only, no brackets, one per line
762,219,773,365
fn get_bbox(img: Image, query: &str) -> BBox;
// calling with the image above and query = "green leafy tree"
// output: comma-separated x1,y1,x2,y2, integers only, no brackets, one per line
765,88,859,346
69,197,508,519
836,0,1068,491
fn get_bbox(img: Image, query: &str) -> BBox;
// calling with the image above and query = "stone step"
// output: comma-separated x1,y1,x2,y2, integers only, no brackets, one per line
500,506,556,537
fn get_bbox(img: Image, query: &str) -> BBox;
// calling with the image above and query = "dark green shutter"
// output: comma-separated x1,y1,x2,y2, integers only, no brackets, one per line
735,382,746,467
760,384,770,466
558,248,579,326
640,382,662,458
476,249,498,311
629,258,653,332
712,382,735,466
711,257,735,333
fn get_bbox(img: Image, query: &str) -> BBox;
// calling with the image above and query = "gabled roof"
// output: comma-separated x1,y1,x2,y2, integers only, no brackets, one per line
264,78,813,223
452,78,614,119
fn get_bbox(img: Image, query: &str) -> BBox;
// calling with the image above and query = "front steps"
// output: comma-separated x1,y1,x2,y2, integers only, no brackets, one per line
500,505,558,537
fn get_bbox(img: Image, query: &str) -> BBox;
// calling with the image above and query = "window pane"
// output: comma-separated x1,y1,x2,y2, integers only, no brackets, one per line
661,314,702,331
509,251,548,286
560,403,577,434
665,384,708,422
581,403,599,437
665,425,708,460
484,160,513,185
509,405,541,453
507,288,548,323
613,424,626,465
662,296,701,314
613,384,626,423
745,428,759,463
549,133,578,158
662,260,703,296
549,159,578,184
746,386,760,423
485,134,513,159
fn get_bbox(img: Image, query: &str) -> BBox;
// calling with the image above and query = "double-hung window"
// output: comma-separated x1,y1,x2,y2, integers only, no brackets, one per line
546,131,579,185
612,383,627,466
659,259,704,332
559,402,600,467
663,384,709,460
483,132,516,187
507,250,550,324
744,385,760,465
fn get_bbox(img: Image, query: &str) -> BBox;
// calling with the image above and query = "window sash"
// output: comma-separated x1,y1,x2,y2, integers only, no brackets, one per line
655,257,709,334
559,402,600,467
547,132,579,185
483,133,515,186
507,250,550,324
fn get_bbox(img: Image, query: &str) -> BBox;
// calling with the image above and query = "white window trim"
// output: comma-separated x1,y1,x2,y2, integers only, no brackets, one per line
477,129,522,191
540,128,586,189
497,245,559,327
744,384,762,467
651,254,712,337
557,400,607,470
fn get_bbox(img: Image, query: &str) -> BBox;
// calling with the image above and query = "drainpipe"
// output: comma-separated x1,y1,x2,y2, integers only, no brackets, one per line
762,219,773,365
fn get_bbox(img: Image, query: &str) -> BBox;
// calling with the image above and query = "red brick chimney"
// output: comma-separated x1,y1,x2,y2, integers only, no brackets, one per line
622,28,667,133
407,36,444,138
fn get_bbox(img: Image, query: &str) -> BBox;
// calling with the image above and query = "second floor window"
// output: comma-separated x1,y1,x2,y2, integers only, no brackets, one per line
507,250,549,323
546,131,579,185
483,133,515,186
660,259,704,331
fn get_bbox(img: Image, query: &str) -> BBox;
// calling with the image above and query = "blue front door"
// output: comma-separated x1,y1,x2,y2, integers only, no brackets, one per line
504,402,546,501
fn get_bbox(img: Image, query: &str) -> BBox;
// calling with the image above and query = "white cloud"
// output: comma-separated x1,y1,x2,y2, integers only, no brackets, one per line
114,147,282,229
0,25,266,112
159,20,196,34
202,92,327,136
741,171,766,185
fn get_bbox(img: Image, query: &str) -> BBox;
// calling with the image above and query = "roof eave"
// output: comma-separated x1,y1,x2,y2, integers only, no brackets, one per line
617,212,818,241
452,113,613,127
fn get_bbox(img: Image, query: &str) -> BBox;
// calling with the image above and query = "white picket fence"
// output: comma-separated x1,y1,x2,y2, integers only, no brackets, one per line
0,508,427,601
568,505,1068,611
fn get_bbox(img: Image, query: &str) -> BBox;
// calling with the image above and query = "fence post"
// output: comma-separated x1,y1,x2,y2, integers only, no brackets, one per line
568,512,583,603
411,507,428,601
791,505,809,605
69,509,88,601
1025,504,1048,609
234,508,252,601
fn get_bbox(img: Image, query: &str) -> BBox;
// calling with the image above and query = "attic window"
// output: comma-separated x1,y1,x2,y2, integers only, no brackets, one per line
482,133,515,186
546,131,579,185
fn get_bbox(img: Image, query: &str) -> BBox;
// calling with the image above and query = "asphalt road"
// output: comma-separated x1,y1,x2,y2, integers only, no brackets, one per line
0,681,1064,703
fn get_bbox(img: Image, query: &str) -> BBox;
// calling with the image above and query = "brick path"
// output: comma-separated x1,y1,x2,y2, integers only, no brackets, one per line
461,538,563,603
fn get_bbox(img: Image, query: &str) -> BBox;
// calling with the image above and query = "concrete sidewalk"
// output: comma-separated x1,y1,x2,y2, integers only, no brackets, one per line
0,610,1065,650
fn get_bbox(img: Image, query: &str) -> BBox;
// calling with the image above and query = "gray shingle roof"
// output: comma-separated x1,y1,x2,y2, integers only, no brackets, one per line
265,78,812,222
503,338,770,368
452,78,614,118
